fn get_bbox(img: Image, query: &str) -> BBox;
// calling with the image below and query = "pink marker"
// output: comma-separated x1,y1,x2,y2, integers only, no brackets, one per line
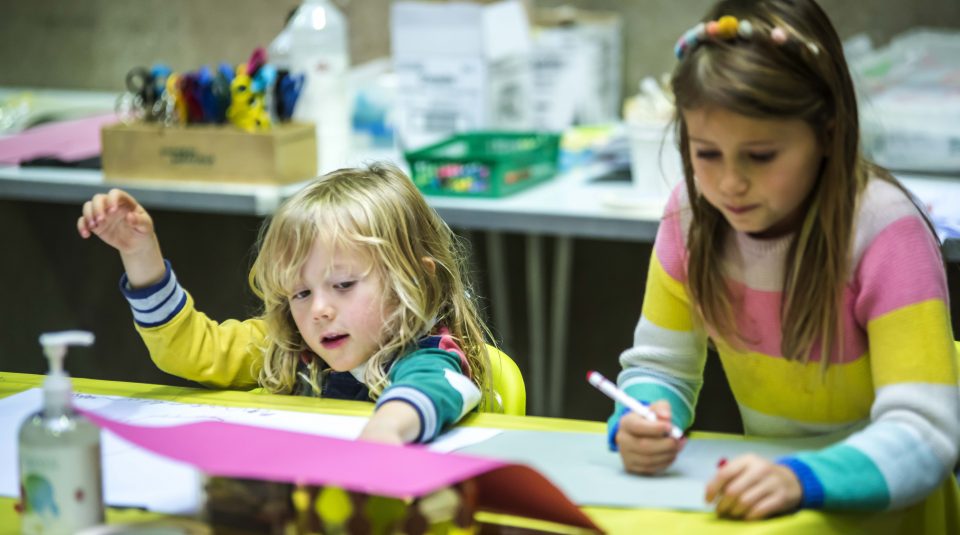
587,370,684,440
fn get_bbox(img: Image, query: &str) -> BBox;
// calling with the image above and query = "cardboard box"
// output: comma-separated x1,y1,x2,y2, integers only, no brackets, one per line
531,7,623,130
391,0,532,150
101,122,317,184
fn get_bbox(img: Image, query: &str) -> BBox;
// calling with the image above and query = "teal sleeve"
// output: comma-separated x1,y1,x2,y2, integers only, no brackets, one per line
377,348,481,443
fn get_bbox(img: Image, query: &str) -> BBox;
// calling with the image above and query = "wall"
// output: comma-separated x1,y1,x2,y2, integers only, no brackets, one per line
3,0,959,97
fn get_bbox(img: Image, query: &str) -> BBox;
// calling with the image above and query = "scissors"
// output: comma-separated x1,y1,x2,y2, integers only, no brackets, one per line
124,67,160,121
275,70,304,121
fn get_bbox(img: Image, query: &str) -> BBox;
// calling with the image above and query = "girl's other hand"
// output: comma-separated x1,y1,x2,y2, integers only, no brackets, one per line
705,454,802,520
77,188,156,255
616,400,687,475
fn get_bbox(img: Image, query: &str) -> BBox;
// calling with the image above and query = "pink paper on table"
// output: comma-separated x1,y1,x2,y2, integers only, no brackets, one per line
80,409,600,532
0,113,118,164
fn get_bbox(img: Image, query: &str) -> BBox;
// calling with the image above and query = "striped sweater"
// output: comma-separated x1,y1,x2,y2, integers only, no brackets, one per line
613,178,959,511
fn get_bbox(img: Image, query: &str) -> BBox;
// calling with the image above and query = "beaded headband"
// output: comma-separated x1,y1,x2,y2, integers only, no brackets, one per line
674,15,819,59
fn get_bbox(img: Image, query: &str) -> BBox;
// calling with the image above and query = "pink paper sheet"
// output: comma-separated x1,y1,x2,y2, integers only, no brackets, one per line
0,113,118,164
81,409,600,531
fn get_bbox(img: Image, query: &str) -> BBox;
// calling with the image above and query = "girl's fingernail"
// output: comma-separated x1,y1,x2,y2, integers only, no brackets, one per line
717,457,727,468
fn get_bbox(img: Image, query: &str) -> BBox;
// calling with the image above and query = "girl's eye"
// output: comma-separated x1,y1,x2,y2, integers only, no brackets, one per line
749,151,777,163
333,280,356,291
695,150,721,160
290,289,310,301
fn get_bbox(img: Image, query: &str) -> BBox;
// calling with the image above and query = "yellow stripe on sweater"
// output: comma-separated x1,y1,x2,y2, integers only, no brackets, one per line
642,252,696,332
868,298,957,387
716,340,874,424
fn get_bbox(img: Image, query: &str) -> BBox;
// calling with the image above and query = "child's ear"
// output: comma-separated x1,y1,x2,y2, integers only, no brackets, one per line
421,256,436,275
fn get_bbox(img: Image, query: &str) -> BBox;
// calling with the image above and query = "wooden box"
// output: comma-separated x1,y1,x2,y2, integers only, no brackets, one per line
101,122,317,184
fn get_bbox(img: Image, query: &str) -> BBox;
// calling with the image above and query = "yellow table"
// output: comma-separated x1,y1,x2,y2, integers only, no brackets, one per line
1,372,956,534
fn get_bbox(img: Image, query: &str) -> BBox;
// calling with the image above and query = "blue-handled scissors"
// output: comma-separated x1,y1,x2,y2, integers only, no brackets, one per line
275,70,304,121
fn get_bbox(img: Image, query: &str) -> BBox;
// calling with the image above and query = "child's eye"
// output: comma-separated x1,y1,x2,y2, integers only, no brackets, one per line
695,150,721,160
749,151,777,163
290,289,310,301
333,281,356,291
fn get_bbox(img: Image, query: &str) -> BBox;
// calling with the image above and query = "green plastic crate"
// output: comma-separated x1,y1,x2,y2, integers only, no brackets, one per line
404,132,561,197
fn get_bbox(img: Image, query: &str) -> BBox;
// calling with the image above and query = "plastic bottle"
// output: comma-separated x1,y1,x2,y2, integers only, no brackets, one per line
18,330,103,535
268,0,351,172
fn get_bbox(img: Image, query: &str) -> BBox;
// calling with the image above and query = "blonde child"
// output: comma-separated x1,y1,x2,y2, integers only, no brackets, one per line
78,163,493,444
608,0,959,521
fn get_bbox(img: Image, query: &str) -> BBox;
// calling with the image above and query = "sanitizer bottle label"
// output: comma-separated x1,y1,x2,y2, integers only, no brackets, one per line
19,444,103,535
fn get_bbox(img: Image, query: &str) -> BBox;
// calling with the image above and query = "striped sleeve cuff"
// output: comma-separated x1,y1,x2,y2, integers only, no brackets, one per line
118,260,187,327
778,457,825,509
618,371,694,431
376,386,438,443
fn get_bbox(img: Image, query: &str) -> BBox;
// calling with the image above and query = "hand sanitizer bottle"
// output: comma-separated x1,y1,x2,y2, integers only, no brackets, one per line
18,330,104,535
268,0,351,172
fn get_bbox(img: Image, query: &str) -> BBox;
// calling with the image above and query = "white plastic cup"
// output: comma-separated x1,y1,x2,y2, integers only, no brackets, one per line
628,121,683,200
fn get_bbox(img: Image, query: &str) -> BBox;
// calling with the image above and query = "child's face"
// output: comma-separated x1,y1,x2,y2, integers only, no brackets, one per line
683,106,825,238
288,238,391,373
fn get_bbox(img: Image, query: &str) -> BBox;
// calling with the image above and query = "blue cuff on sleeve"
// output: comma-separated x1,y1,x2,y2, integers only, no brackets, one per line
375,397,427,443
606,407,631,452
778,457,825,509
118,259,172,297
376,386,437,443
118,260,187,327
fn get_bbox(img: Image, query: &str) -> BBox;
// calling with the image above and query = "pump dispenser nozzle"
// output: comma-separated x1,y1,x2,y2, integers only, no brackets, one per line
38,330,94,416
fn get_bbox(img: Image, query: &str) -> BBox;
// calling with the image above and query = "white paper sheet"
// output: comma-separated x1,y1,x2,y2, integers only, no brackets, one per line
0,389,501,514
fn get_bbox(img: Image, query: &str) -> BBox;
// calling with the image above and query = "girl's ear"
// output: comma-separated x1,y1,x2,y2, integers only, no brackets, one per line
421,256,436,275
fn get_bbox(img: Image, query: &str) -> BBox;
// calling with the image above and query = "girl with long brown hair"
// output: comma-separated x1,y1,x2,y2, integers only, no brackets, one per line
608,0,958,521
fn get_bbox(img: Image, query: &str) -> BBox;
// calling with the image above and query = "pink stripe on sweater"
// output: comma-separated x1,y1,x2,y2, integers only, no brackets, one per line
724,281,867,363
655,186,688,282
854,215,947,324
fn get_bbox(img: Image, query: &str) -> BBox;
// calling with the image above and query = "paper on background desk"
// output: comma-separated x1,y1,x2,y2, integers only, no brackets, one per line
0,113,116,164
0,389,501,514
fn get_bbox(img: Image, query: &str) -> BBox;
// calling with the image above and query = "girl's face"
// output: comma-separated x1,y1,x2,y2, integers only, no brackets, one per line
288,237,392,372
683,106,826,238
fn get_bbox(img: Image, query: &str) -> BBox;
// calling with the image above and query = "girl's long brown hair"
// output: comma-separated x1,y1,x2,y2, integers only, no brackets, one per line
672,0,888,368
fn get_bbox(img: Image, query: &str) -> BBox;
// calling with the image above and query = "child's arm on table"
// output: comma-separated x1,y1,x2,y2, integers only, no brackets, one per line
359,401,422,445
360,348,481,445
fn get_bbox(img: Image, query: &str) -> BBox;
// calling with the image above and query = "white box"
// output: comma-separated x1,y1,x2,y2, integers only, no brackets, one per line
531,7,623,131
628,121,683,200
853,29,960,172
391,0,532,149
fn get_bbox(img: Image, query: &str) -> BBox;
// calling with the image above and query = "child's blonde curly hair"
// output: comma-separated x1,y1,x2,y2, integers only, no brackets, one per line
248,162,492,403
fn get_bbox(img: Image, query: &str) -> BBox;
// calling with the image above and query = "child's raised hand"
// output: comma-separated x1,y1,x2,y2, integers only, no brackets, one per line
616,400,687,475
78,189,156,254
78,188,166,288
705,454,802,520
